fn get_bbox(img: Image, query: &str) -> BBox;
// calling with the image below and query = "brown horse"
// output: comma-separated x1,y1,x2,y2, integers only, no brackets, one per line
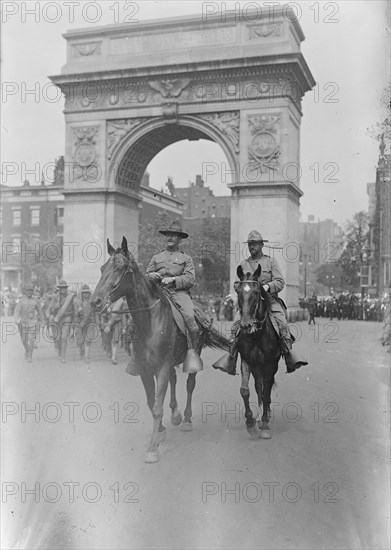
90,237,230,463
236,264,281,439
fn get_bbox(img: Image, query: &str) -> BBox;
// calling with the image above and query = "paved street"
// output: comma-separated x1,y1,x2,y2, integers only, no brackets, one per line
1,317,390,550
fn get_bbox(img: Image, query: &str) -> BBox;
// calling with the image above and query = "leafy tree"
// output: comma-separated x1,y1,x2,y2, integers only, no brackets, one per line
20,236,63,293
367,83,391,147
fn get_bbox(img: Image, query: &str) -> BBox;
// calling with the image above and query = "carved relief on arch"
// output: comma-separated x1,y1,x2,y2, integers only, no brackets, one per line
198,112,240,156
106,118,147,161
72,125,100,182
247,114,281,177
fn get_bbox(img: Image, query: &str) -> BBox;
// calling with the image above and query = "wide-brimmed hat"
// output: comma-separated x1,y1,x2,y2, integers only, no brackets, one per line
243,230,268,243
25,283,34,291
57,280,68,288
81,284,91,293
159,219,188,239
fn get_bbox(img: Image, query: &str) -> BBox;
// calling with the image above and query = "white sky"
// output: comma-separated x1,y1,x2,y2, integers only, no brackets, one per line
1,0,389,227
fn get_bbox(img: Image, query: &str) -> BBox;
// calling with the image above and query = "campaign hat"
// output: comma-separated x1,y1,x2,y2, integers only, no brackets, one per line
243,230,268,243
159,219,188,239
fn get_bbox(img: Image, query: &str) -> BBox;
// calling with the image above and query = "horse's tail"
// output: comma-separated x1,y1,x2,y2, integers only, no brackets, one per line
194,302,230,351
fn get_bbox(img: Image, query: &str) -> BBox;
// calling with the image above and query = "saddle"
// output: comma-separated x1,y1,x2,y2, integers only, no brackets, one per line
167,299,187,336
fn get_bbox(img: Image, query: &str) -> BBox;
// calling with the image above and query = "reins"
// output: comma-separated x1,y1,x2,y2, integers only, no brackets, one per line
236,279,268,334
107,261,161,315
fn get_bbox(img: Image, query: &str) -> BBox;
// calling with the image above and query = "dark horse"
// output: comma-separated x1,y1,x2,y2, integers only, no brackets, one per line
236,264,281,439
90,237,230,463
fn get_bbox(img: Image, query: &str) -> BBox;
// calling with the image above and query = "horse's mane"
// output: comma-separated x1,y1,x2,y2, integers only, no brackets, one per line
116,248,169,305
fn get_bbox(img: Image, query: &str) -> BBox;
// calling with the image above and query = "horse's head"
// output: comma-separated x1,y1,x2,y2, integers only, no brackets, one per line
236,264,267,333
90,237,133,312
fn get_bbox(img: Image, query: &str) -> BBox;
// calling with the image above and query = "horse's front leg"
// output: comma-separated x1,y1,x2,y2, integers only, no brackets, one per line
169,367,183,426
181,373,196,431
144,365,170,463
240,359,259,438
259,366,276,439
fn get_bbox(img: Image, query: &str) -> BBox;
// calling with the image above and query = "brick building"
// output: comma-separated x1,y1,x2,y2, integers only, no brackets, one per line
299,215,344,296
173,175,230,219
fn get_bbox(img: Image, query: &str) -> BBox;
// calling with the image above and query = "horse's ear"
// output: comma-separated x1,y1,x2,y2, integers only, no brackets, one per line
237,265,244,281
121,236,128,255
253,264,262,280
107,238,115,256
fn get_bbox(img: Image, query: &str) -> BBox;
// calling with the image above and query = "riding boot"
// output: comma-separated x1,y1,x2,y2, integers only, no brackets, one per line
183,329,203,373
280,335,308,373
212,335,239,375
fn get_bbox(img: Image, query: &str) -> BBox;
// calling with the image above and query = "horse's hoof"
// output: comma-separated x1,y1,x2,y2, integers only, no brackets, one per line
171,412,183,426
145,451,159,463
247,424,260,439
180,421,193,432
259,429,272,439
158,429,167,442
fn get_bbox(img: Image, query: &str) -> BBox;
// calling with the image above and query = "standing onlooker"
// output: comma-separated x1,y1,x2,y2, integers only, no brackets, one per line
307,293,317,325
214,296,222,321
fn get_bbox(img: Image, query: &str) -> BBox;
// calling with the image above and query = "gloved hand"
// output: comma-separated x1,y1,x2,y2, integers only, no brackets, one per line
161,277,175,287
147,272,162,283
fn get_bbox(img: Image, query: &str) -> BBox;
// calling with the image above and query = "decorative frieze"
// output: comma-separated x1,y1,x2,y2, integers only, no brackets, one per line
72,41,102,57
248,23,282,39
61,69,297,113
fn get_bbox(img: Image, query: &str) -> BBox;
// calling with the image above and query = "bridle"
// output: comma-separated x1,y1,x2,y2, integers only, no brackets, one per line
105,260,161,315
236,279,267,334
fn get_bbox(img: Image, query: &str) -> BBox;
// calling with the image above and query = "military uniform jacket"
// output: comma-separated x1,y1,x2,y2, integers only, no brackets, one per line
239,254,285,296
146,249,195,293
14,296,44,325
49,293,75,321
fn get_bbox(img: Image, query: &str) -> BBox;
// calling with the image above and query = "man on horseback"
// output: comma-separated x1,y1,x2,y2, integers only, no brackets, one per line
213,230,308,375
145,219,203,373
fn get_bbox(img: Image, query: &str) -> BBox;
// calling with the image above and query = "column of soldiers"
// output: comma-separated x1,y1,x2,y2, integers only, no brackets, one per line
14,281,132,364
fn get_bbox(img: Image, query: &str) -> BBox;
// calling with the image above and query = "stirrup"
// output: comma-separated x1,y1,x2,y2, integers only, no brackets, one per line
212,353,237,375
183,349,203,373
285,350,308,373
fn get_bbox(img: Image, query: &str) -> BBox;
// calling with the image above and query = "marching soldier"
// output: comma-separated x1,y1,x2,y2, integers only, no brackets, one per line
48,280,75,363
14,283,44,362
75,284,97,364
101,297,127,365
213,229,308,375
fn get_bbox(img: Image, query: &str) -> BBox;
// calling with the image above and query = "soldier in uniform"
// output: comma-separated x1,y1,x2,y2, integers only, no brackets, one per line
48,280,75,363
213,230,308,375
14,283,44,362
75,284,97,364
140,219,202,375
101,297,127,365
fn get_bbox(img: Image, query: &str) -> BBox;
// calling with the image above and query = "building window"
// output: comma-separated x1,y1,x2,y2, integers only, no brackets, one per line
11,235,20,253
57,207,64,225
31,207,40,226
12,209,21,226
385,262,390,286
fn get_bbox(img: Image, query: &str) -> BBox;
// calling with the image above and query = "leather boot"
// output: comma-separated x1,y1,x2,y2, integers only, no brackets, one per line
212,336,239,376
280,336,308,373
183,330,203,373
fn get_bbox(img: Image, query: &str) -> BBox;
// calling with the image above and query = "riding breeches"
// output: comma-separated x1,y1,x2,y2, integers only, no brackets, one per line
170,291,198,332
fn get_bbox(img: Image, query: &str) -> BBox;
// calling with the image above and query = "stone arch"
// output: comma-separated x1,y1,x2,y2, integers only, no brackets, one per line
107,115,238,192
